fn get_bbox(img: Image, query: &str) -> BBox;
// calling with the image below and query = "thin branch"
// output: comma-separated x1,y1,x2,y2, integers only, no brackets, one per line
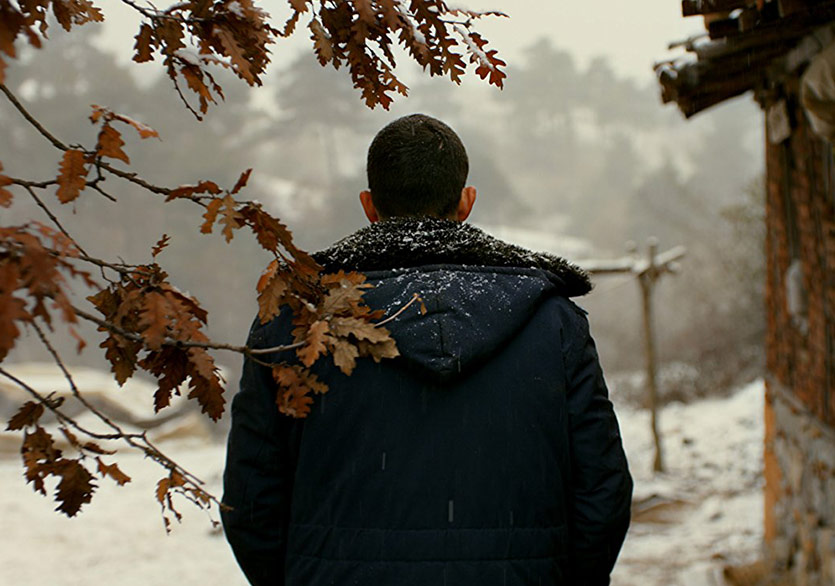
92,160,175,198
0,364,218,506
10,176,117,203
375,292,421,327
0,367,144,441
7,320,219,499
169,65,205,121
9,177,57,189
21,183,90,257
1,84,183,202
118,0,208,23
249,341,305,355
86,180,118,203
0,83,69,151
118,0,156,18
72,304,303,356
31,320,127,437
74,253,144,275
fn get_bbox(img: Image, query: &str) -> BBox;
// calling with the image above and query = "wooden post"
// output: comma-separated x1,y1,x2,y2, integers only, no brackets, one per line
580,240,685,475
639,238,665,473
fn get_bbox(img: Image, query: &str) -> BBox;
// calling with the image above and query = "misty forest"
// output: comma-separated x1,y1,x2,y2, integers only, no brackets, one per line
0,5,780,586
1,26,766,396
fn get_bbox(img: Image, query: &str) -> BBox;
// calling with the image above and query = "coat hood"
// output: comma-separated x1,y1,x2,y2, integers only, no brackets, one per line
313,217,592,383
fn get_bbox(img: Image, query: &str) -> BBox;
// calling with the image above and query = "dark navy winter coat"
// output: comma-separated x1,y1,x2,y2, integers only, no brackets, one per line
222,218,632,586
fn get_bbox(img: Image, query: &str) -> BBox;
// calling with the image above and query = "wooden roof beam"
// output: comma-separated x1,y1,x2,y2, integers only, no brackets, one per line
682,0,752,17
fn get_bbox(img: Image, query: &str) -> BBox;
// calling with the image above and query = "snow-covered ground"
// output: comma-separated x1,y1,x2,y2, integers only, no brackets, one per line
0,380,764,586
614,379,765,585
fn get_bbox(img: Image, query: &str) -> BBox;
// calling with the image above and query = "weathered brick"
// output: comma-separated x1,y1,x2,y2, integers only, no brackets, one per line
764,87,835,585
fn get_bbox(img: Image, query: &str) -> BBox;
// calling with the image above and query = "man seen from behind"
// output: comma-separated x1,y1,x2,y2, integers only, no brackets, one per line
221,113,633,586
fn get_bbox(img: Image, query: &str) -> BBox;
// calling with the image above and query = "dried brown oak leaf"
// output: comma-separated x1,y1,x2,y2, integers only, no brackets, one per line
257,260,290,324
185,348,226,421
55,149,89,204
297,319,330,367
0,287,29,362
331,337,360,375
330,316,391,344
96,457,132,486
133,23,156,63
139,291,173,351
97,124,130,164
0,161,13,207
52,0,103,33
21,426,62,495
219,194,244,242
53,458,97,516
6,401,44,431
272,364,328,418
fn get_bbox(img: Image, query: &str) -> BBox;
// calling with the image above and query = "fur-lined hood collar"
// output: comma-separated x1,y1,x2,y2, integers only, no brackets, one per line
313,217,592,297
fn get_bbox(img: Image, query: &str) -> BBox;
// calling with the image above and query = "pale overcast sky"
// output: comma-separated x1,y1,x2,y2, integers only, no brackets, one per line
464,0,703,81
97,1,705,85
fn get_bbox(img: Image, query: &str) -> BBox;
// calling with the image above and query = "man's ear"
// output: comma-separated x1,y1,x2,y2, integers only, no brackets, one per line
359,190,379,223
456,186,477,222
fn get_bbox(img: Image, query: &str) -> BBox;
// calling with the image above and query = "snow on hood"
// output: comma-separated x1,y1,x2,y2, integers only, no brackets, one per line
312,217,589,384
361,265,560,384
313,216,592,298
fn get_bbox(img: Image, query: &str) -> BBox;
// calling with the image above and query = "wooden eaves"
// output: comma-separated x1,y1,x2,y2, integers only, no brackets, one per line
657,0,835,117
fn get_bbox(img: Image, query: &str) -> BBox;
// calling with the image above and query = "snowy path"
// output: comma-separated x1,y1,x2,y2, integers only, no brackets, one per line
0,381,764,585
614,380,764,585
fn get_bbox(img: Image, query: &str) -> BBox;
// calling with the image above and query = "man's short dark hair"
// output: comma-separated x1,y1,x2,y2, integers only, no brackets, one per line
366,114,469,219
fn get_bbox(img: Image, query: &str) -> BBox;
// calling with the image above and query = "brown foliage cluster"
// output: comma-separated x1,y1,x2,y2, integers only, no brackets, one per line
264,269,401,417
0,0,502,522
8,399,131,517
0,222,93,361
2,1,505,115
293,0,507,108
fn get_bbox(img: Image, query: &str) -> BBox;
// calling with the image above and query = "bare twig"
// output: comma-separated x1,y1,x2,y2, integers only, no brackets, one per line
21,184,90,257
9,177,57,189
1,83,186,202
375,292,421,327
249,341,306,355
0,83,69,151
93,160,176,198
118,0,157,19
31,320,127,437
86,180,118,203
118,0,208,23
74,253,145,276
0,367,144,441
10,176,118,203
170,67,205,121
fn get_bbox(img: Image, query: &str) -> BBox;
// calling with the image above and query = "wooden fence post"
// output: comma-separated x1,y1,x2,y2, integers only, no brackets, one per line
581,239,685,474
640,238,665,473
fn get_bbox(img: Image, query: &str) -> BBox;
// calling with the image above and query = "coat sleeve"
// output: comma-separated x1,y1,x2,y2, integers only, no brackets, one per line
221,319,299,586
562,307,633,586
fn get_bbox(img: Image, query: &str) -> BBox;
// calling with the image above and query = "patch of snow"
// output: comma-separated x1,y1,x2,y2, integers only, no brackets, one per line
394,0,427,45
613,379,765,585
454,25,494,71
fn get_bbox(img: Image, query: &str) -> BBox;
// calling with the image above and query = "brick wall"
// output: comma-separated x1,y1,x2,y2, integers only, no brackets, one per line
763,82,835,583
764,85,835,424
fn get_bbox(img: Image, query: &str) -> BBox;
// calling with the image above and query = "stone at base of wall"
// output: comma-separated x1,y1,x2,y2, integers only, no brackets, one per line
765,378,835,586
